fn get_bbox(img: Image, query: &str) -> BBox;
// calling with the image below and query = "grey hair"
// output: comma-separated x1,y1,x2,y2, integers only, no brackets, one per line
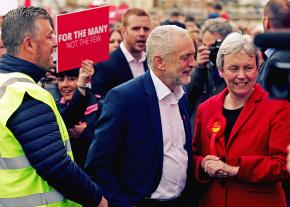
146,25,189,68
1,6,53,56
200,18,234,39
216,32,259,70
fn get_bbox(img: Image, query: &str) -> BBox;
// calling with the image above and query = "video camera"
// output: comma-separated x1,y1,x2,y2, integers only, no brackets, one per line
254,32,290,102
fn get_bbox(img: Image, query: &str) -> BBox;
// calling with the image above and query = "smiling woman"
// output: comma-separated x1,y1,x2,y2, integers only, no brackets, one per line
216,33,259,109
57,68,79,102
55,61,102,169
192,32,290,207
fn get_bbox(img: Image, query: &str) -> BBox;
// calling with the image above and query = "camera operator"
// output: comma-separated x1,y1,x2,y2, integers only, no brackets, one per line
186,18,234,120
257,0,290,89
257,1,290,206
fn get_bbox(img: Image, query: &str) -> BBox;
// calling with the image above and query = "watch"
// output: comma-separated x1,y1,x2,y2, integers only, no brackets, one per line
77,83,89,90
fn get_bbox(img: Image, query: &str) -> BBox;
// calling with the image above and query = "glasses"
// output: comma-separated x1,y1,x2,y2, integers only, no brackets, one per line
179,53,196,62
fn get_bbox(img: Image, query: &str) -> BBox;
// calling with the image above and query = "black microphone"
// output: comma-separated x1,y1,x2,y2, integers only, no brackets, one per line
254,32,290,49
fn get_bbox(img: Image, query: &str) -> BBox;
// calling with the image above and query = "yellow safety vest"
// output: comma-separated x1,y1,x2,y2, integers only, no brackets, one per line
0,72,81,207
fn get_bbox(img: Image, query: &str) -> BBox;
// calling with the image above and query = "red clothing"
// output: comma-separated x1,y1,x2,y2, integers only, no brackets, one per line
193,84,290,207
220,12,230,20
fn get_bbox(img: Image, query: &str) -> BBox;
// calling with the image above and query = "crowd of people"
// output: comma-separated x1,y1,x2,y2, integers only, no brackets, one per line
0,0,289,207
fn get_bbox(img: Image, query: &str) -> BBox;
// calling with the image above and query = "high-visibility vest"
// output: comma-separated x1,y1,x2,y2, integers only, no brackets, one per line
0,72,81,207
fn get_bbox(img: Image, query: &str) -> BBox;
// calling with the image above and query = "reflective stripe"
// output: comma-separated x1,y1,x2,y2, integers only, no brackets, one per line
0,77,33,99
0,140,72,169
0,156,30,170
0,190,64,207
65,139,72,153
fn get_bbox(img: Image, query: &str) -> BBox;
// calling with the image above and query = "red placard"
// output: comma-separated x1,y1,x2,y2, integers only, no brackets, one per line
56,6,109,72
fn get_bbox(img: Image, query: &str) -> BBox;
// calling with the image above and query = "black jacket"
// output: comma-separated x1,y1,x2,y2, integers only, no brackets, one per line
186,65,225,120
257,49,290,101
0,54,102,206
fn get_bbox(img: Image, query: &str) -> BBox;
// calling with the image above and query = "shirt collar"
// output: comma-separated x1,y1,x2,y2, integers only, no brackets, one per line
120,42,146,63
264,48,277,58
150,69,185,104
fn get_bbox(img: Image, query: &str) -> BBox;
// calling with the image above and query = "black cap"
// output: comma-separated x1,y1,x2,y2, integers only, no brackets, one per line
57,68,79,78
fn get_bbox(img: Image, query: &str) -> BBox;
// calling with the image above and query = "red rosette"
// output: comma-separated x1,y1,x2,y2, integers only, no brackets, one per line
206,115,227,156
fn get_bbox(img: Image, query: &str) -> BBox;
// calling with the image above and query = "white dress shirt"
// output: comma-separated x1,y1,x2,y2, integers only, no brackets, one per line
120,42,146,78
149,69,188,201
264,48,277,59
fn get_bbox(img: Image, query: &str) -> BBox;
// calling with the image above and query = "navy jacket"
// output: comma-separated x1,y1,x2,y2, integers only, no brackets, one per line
91,47,149,97
85,70,195,207
57,90,102,169
0,54,102,206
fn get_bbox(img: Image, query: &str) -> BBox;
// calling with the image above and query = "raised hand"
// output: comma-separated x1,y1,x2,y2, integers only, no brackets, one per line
77,59,94,87
197,45,210,66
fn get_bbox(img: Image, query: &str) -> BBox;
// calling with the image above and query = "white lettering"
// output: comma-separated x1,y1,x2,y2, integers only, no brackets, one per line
74,29,87,39
90,35,101,43
58,33,72,42
88,24,108,36
66,40,78,48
